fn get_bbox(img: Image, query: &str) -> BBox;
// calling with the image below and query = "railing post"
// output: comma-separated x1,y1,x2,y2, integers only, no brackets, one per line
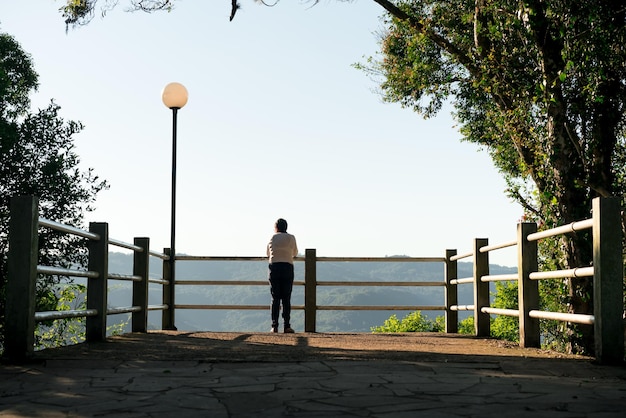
132,237,150,333
162,248,176,330
4,195,39,361
304,248,317,333
86,222,109,342
518,222,540,347
592,197,624,364
473,238,490,337
445,249,458,333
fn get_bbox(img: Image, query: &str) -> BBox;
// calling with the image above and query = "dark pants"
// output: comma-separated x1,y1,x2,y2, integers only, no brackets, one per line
268,262,294,327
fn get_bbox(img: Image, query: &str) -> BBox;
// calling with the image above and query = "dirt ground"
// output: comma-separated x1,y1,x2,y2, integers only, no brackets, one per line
36,331,593,363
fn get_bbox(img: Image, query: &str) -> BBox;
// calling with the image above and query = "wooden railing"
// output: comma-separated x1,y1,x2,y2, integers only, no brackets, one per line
3,195,624,364
448,197,624,363
173,252,448,333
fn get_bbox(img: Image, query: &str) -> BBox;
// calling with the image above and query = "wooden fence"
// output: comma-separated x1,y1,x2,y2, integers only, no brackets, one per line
3,195,624,364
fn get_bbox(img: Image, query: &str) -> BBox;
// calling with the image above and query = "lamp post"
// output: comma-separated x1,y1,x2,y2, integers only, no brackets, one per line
161,82,188,330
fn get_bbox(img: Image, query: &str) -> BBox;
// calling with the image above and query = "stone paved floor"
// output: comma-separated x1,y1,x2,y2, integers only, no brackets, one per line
1,332,625,417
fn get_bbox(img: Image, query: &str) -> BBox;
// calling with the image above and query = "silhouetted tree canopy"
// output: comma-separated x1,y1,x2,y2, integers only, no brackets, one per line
0,31,108,351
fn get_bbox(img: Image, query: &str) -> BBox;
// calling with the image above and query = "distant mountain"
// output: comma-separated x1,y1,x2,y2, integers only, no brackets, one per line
106,252,516,334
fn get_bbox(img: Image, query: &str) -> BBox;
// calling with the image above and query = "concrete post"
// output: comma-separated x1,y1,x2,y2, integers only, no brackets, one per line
304,249,317,333
445,249,458,333
517,222,540,347
86,222,109,342
473,238,490,337
592,197,624,364
132,237,150,333
4,195,39,361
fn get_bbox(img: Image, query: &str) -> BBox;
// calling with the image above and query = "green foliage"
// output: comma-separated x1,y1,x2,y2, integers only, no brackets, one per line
490,281,519,342
368,0,626,227
372,276,591,349
433,314,444,332
35,284,87,349
60,0,95,27
0,30,108,352
106,315,130,337
0,33,38,120
371,310,443,333
35,283,129,349
538,278,570,352
458,316,474,335
371,313,473,335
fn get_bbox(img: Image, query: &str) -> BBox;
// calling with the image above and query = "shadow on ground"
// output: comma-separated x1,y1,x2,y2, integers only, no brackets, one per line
33,331,604,371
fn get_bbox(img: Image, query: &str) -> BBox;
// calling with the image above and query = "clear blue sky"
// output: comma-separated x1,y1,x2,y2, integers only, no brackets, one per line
1,1,522,266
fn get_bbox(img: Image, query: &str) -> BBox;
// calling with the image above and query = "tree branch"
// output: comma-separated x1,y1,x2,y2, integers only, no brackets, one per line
509,187,543,221
230,0,240,21
371,0,479,77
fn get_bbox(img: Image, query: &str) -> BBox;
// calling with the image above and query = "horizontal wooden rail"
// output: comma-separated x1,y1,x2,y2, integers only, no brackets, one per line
529,310,594,325
175,304,446,311
527,219,593,241
109,238,144,252
529,267,594,280
175,280,442,287
479,240,516,253
481,273,518,282
177,255,268,261
149,250,169,260
176,255,445,263
176,304,278,310
107,306,142,315
315,256,446,263
34,309,98,322
449,252,472,261
318,305,447,311
482,307,519,317
317,281,444,287
176,280,272,286
108,273,142,282
37,265,99,279
449,277,474,285
450,305,475,311
38,217,100,240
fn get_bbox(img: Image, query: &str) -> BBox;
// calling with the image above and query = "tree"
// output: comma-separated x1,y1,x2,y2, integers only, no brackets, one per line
47,0,626,354
0,31,108,351
357,0,625,355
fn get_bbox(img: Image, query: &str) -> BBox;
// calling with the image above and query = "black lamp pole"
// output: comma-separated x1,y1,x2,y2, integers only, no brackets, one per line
162,82,187,331
169,106,179,330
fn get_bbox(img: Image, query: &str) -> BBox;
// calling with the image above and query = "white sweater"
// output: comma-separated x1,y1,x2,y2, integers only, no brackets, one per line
266,232,298,264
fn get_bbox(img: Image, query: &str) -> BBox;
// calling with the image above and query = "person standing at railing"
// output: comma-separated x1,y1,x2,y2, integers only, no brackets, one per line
266,218,298,333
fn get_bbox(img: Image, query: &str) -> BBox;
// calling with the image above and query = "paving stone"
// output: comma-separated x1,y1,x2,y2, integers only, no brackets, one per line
1,332,624,417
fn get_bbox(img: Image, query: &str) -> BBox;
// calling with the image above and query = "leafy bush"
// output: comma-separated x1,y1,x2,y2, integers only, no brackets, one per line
490,281,519,342
35,283,87,349
458,316,474,334
35,283,129,350
371,311,443,333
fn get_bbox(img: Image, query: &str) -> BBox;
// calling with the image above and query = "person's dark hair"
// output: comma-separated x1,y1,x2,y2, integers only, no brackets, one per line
276,218,288,233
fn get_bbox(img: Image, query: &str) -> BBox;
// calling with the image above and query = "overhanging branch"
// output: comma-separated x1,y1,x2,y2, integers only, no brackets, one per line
371,0,479,77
